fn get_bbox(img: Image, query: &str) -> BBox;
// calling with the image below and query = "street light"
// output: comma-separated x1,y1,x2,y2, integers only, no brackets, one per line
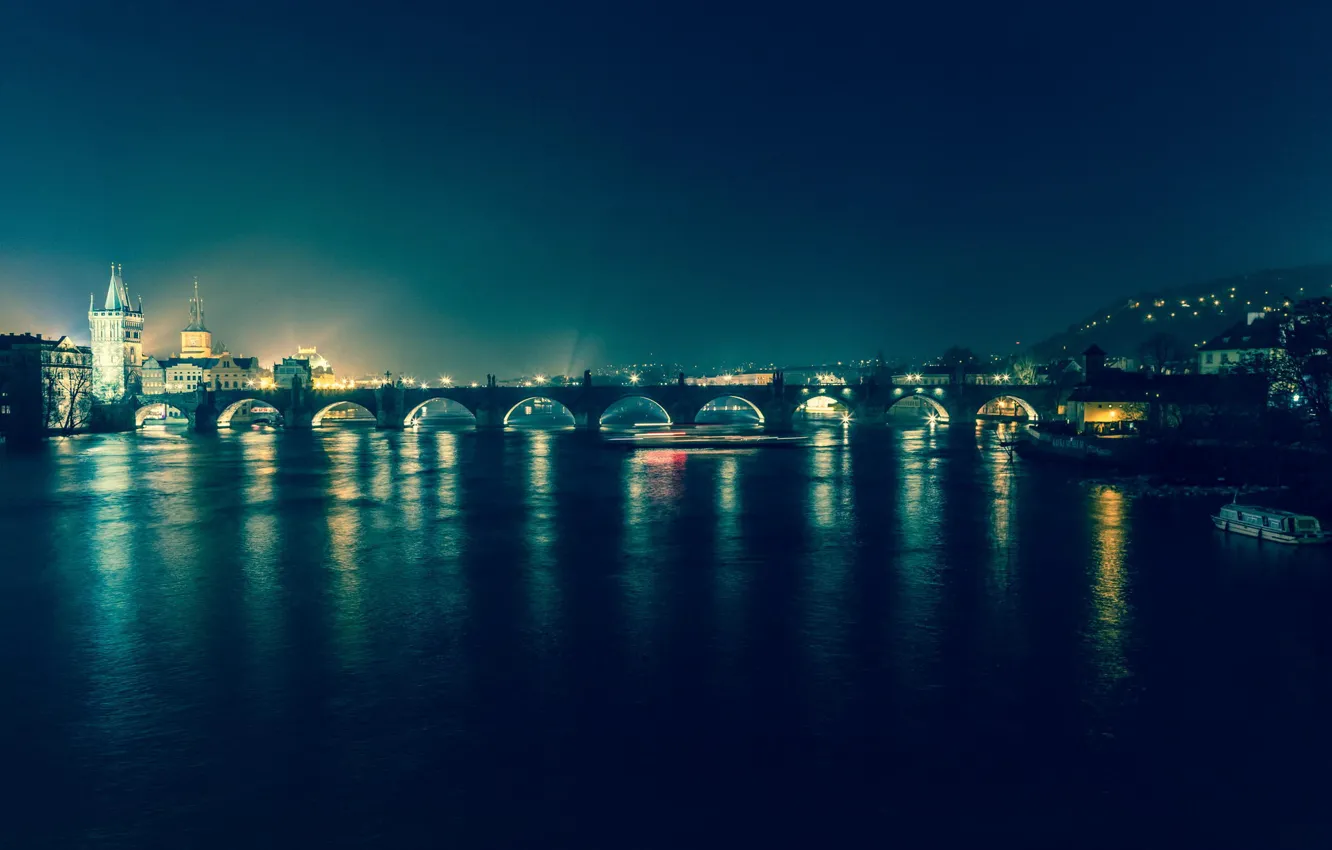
628,373,640,385
440,376,453,387
534,375,546,385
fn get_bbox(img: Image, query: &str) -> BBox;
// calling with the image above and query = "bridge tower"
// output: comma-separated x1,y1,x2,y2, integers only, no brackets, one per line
88,263,144,401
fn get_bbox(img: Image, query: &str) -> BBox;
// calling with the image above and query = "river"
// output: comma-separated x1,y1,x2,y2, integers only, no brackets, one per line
3,424,1330,847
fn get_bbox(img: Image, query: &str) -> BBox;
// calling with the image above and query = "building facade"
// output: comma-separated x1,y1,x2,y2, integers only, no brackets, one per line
273,356,313,388
0,333,95,435
141,356,167,395
160,358,217,393
211,353,263,389
88,264,144,401
1197,314,1282,375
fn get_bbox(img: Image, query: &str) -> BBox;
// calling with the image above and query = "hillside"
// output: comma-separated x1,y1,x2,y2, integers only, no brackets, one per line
1029,265,1332,362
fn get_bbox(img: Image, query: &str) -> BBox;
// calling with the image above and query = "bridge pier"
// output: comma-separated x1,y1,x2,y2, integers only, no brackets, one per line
474,406,505,429
194,386,218,433
762,405,795,431
194,403,218,433
374,385,405,430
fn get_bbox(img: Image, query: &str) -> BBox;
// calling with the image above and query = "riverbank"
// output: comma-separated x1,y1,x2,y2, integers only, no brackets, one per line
1017,428,1332,515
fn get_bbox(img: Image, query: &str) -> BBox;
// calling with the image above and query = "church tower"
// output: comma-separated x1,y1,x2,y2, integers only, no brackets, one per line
88,263,145,401
179,278,213,358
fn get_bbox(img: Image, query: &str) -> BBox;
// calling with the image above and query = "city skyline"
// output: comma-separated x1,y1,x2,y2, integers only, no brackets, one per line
4,2,1332,377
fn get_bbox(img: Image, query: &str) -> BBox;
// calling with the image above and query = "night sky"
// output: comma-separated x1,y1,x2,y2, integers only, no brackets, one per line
2,1,1331,378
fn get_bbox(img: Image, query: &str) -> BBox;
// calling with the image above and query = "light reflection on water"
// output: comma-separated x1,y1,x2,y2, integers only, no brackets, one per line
4,426,1332,845
524,431,561,642
1087,486,1132,711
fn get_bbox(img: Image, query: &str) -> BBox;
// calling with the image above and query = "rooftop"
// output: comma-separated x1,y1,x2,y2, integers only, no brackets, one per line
1198,315,1282,351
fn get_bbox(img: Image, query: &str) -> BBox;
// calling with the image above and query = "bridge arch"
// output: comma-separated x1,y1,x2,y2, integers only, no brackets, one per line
312,401,376,426
974,394,1039,420
135,402,186,427
403,396,478,427
216,398,283,427
696,394,765,425
795,393,853,420
886,393,950,422
599,395,672,427
502,396,576,428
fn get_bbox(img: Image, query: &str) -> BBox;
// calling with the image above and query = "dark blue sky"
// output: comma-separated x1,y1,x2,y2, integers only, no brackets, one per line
2,1,1331,377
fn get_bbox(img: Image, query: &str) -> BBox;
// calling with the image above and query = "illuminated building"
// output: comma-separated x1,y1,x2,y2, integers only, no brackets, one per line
210,353,263,389
273,356,313,388
1064,391,1148,435
160,357,216,393
88,264,144,400
891,366,952,385
179,279,214,358
686,372,774,386
0,333,95,434
285,346,335,387
141,356,167,395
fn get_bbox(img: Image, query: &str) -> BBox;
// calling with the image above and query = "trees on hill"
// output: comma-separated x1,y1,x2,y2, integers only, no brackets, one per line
1137,332,1185,374
1279,298,1332,439
938,346,978,367
1236,298,1332,442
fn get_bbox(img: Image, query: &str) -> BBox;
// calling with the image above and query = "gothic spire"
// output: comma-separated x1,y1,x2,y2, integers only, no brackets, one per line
184,277,208,332
103,262,129,311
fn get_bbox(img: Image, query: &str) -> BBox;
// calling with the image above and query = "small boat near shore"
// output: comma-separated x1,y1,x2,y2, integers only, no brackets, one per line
606,431,810,450
1213,503,1331,545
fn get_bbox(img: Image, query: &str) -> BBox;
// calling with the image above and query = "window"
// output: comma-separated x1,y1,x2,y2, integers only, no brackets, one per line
1220,353,1230,364
0,405,9,415
1205,353,1214,364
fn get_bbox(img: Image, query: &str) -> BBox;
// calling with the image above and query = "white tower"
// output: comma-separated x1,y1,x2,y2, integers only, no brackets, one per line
89,263,145,401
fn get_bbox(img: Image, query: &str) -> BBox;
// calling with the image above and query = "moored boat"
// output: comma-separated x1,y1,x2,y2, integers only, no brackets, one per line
1212,503,1331,545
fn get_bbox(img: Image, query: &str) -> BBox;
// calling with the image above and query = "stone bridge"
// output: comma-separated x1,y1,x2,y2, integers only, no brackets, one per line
129,373,1061,432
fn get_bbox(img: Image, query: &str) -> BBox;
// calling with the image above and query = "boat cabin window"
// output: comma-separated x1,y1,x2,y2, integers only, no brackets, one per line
1265,517,1287,530
1295,519,1318,531
1221,509,1240,521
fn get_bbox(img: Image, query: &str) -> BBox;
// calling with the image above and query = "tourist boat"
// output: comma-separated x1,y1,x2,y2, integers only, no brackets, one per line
1212,503,1332,545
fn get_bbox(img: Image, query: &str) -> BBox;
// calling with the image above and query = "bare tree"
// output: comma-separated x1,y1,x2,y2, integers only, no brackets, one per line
1009,354,1037,384
1138,332,1183,374
40,356,95,435
60,366,95,433
42,366,61,430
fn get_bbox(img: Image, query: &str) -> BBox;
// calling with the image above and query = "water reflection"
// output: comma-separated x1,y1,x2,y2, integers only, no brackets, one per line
801,434,857,726
620,449,685,662
1086,486,1133,713
524,431,561,642
714,454,745,664
82,441,142,762
238,432,281,706
894,427,945,688
9,428,1329,846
